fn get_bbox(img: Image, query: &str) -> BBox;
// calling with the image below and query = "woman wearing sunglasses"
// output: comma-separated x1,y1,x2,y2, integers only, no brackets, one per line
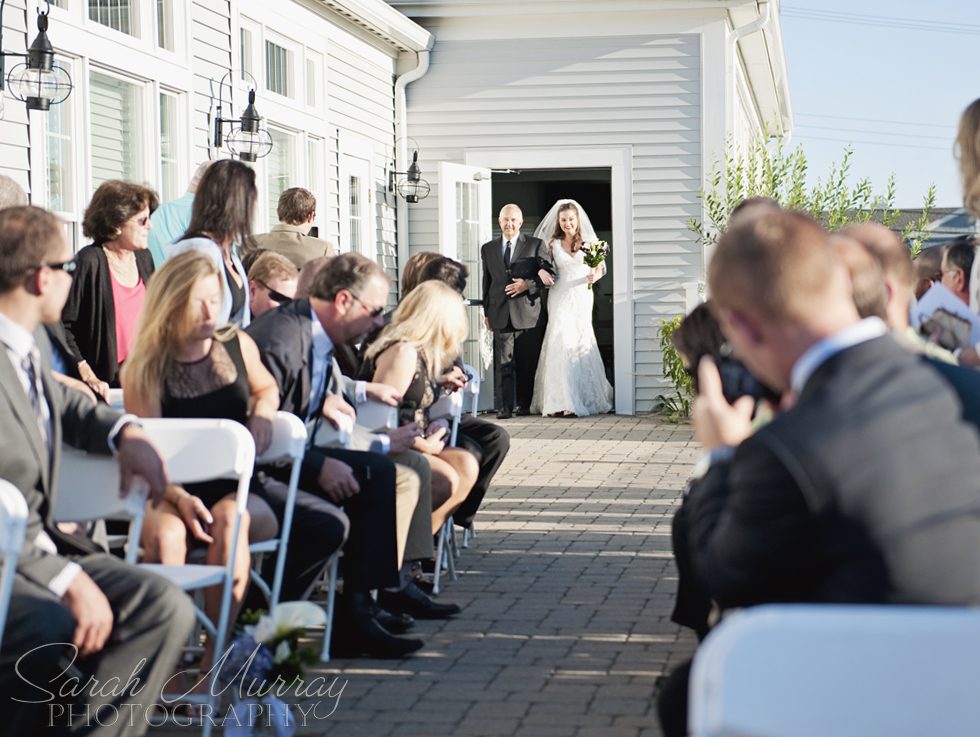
61,179,158,388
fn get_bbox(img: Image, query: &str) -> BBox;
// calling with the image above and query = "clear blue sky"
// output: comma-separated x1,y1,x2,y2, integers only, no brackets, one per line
780,0,979,209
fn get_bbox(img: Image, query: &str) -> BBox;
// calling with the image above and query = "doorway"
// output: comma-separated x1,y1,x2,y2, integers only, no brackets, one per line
491,168,615,386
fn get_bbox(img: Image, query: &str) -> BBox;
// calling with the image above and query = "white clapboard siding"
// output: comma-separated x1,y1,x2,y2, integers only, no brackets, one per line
404,34,702,412
327,37,399,288
0,0,30,194
191,0,232,164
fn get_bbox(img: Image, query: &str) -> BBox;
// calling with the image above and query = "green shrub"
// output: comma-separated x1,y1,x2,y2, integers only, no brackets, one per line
655,316,694,421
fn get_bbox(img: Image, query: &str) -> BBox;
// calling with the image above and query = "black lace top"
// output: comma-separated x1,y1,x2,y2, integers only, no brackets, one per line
359,341,434,429
161,333,250,506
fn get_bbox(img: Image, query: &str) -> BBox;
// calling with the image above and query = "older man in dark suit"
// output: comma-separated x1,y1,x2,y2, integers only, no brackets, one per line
658,211,980,737
0,206,195,736
481,203,552,418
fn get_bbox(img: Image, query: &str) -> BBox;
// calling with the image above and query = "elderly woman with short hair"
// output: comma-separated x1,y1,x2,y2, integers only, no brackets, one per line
62,179,158,387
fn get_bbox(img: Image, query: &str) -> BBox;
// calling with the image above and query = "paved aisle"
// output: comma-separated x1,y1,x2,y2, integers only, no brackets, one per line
149,414,697,736
301,414,699,737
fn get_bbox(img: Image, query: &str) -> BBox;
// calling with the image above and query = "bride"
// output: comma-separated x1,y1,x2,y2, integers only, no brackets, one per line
530,199,614,416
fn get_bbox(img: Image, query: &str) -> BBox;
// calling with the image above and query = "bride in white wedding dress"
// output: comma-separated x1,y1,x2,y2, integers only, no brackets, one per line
530,199,614,416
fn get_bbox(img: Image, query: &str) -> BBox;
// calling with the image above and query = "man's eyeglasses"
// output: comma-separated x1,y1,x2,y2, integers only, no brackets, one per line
256,281,293,305
349,292,385,317
38,258,78,275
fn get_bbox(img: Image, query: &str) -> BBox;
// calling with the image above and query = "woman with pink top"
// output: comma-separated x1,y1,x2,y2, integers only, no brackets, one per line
62,180,157,387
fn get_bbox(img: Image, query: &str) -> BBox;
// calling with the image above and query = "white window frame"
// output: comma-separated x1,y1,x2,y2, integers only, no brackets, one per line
262,124,300,232
262,30,300,103
339,134,374,257
157,86,187,201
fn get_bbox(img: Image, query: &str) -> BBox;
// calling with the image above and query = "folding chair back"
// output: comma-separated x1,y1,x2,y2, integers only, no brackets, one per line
689,604,980,737
0,479,28,652
462,362,481,417
250,412,307,608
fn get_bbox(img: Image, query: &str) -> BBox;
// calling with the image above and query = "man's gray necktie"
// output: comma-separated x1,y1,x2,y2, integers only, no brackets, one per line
504,240,512,269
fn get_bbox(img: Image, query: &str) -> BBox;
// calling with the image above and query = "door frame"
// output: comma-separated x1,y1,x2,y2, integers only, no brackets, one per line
464,146,634,415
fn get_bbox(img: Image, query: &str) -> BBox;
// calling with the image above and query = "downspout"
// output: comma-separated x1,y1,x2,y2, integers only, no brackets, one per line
393,41,432,295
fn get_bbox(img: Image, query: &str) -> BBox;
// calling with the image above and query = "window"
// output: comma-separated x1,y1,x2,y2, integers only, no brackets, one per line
88,0,136,36
348,175,363,254
265,40,291,97
266,127,296,227
307,137,325,230
306,59,316,106
89,71,144,188
240,28,253,81
159,91,180,200
46,75,75,214
50,0,67,7
156,0,174,51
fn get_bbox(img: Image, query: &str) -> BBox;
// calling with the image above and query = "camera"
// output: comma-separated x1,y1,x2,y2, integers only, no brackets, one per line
696,355,781,405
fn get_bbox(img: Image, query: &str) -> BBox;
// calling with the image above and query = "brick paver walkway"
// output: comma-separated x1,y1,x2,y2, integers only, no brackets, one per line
295,414,699,737
148,414,698,735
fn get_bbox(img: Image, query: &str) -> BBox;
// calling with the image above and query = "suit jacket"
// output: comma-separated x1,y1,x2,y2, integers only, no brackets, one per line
61,244,155,386
481,233,552,330
253,223,337,269
921,356,980,430
245,299,381,467
685,335,980,610
0,328,119,589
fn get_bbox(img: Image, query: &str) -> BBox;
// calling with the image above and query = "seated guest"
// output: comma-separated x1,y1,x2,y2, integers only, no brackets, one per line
253,188,337,269
842,222,955,363
0,205,195,734
295,255,331,300
912,245,944,300
247,253,458,657
361,281,478,537
61,180,157,387
147,161,213,266
829,233,888,320
169,159,255,327
940,235,975,306
122,251,317,679
658,210,980,737
248,251,299,318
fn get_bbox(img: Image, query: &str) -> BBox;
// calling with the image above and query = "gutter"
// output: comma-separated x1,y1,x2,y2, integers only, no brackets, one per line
393,41,433,291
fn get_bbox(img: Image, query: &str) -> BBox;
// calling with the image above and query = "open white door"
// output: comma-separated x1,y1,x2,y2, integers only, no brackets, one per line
438,162,493,410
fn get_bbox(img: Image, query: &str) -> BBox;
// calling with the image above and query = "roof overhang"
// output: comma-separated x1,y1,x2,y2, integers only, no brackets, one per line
303,0,433,52
728,0,793,137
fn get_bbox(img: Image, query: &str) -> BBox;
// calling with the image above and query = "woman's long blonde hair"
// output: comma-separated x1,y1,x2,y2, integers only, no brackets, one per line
364,280,468,381
122,251,223,403
958,98,980,218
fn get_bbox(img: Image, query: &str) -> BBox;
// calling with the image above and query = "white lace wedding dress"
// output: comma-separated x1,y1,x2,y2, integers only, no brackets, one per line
530,240,614,416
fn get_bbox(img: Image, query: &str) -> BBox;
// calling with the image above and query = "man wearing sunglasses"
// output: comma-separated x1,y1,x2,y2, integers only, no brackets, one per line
247,251,299,318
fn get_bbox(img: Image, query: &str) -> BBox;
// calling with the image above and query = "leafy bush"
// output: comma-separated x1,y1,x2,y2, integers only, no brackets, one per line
655,316,694,421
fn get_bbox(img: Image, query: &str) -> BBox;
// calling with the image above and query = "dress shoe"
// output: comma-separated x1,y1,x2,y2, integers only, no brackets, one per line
378,581,461,619
496,408,512,419
515,406,531,416
413,578,435,596
375,607,415,634
331,612,423,659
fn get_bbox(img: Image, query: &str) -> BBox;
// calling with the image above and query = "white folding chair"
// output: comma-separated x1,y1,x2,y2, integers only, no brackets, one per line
55,419,254,737
106,388,125,410
462,362,481,418
689,604,980,737
248,411,306,609
0,479,28,653
428,390,465,595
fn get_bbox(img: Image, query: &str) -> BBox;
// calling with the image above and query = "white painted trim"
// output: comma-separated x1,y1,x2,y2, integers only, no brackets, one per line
463,146,635,415
437,161,492,259
338,132,375,256
701,19,728,278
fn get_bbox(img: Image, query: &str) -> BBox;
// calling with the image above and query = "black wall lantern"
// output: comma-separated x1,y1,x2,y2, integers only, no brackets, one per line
388,150,430,204
209,71,272,162
0,0,73,117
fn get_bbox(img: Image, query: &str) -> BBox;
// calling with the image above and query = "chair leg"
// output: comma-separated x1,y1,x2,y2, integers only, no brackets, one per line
444,519,458,582
433,525,446,596
320,554,339,662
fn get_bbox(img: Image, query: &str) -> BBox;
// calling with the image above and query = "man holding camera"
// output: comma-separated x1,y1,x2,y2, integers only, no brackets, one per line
658,210,980,736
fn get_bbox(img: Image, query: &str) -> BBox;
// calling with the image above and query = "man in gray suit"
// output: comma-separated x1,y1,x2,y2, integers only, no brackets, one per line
253,188,336,269
481,203,552,418
658,210,980,737
0,206,195,735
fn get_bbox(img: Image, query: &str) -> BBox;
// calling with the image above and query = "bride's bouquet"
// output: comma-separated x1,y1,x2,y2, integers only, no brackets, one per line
580,240,609,290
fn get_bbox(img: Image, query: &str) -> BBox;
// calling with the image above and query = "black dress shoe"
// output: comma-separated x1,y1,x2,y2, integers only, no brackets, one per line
515,406,531,416
331,613,423,659
377,581,461,619
413,578,435,596
375,607,415,634
496,409,512,419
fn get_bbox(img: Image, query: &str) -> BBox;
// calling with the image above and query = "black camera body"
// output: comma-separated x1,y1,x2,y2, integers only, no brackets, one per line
708,356,781,405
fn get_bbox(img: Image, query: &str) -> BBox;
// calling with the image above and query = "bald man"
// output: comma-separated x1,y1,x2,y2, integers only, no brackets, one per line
481,203,552,418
